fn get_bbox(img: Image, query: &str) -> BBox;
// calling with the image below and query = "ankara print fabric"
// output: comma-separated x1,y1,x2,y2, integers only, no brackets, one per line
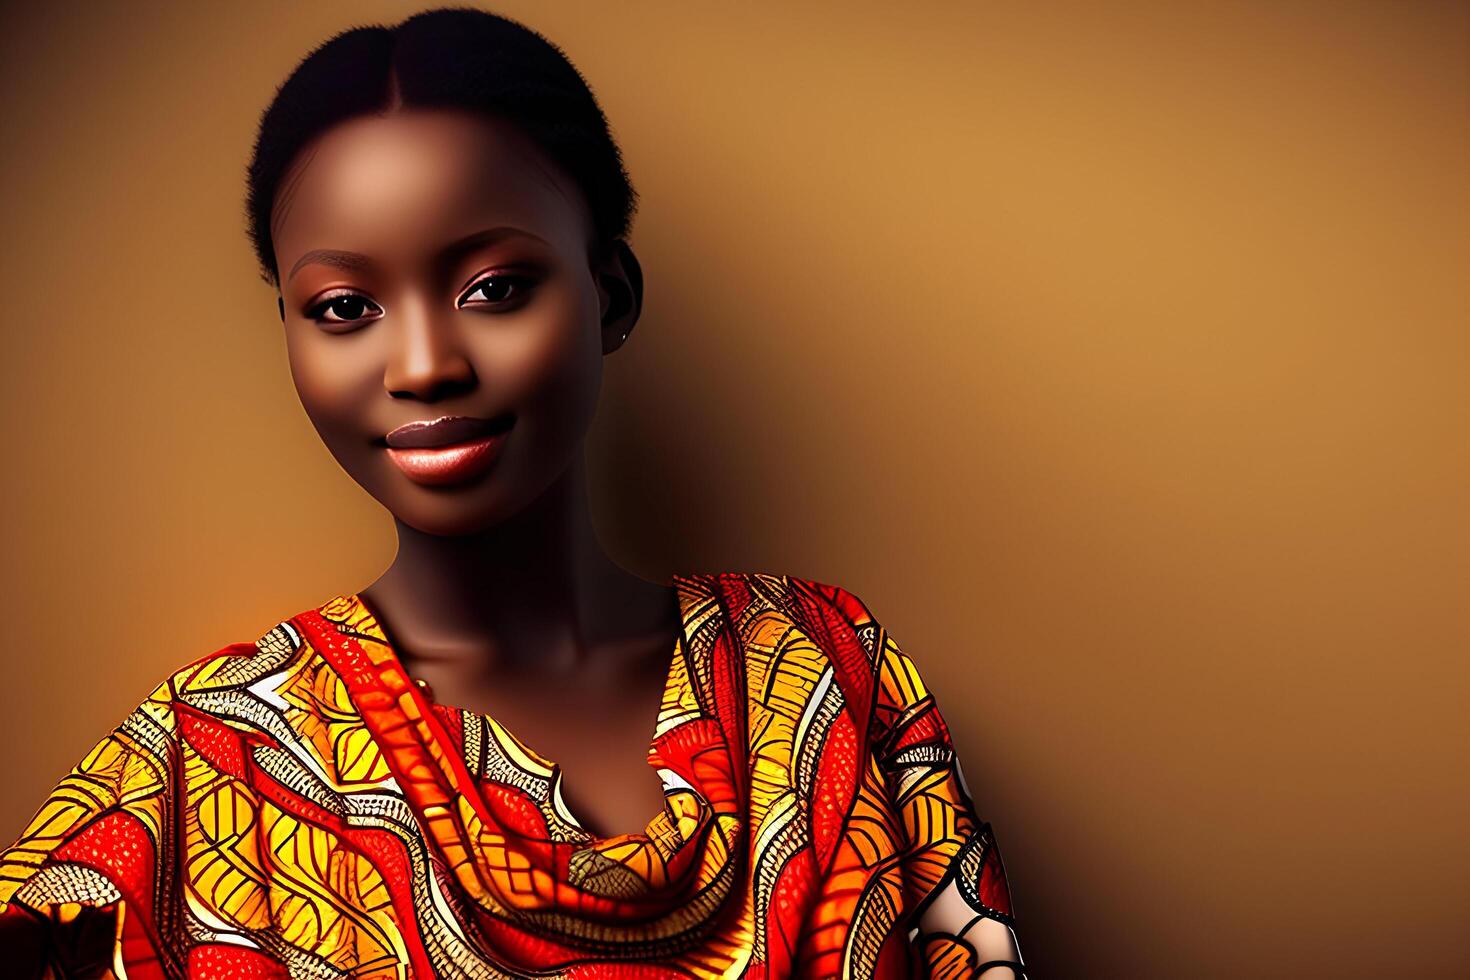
0,572,1016,978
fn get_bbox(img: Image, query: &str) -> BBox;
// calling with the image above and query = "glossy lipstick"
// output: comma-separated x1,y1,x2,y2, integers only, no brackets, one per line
383,414,513,487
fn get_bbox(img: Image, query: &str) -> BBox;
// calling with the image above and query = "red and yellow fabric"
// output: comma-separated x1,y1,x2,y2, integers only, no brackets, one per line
0,572,1015,977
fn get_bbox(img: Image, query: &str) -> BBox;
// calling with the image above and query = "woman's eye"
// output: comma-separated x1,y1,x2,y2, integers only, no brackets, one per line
305,293,383,328
459,273,535,309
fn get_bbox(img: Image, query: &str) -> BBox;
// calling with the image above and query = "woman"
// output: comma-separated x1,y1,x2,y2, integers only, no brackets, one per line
0,8,1024,978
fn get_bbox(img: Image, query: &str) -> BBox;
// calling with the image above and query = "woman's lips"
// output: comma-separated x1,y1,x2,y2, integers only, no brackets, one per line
385,414,508,448
382,414,514,486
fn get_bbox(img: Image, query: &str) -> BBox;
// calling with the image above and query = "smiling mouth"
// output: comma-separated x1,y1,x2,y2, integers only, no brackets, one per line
380,412,516,449
379,413,516,487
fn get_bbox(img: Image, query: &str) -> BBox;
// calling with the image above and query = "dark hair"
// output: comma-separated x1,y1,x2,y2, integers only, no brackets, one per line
244,6,637,288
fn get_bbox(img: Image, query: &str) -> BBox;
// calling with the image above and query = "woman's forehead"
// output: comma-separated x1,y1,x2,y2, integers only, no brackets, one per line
271,108,588,271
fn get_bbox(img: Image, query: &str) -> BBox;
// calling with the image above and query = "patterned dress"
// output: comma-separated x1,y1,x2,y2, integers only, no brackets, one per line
0,571,1018,978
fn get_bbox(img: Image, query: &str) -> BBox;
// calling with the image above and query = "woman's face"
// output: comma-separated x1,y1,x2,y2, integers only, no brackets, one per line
271,108,638,536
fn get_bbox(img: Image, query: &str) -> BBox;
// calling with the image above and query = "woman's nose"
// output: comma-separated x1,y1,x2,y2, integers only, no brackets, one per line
382,302,477,401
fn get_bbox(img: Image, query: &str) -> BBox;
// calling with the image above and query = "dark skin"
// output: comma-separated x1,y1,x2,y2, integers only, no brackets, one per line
3,106,679,979
273,107,678,840
8,105,1024,977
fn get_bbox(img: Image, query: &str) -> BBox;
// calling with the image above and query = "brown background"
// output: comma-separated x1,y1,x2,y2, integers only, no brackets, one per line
1,2,1465,976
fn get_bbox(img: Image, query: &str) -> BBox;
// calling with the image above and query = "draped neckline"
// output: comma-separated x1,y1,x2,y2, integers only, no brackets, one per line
287,567,756,969
336,574,701,844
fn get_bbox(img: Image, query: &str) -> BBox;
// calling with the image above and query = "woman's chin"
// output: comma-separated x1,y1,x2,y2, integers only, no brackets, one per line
355,443,573,537
384,503,506,538
346,458,500,536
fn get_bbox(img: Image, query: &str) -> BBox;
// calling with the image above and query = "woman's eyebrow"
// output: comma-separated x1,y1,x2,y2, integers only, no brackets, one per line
287,227,550,283
288,249,374,282
438,225,552,265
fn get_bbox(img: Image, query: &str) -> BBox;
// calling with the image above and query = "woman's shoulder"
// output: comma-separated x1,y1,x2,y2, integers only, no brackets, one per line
686,568,874,613
693,570,941,753
689,568,884,636
106,600,330,731
689,569,896,682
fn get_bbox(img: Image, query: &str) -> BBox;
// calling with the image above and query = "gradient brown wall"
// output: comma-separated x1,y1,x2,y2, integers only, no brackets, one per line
1,2,1465,975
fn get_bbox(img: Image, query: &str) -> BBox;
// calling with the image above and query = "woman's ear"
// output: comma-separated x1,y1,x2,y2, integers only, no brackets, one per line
597,239,643,352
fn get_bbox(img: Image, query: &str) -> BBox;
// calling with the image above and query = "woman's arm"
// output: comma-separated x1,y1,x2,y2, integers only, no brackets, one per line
821,581,1029,977
0,669,192,976
914,884,1026,977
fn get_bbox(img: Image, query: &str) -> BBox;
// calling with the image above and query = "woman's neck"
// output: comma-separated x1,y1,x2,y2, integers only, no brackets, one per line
358,459,677,683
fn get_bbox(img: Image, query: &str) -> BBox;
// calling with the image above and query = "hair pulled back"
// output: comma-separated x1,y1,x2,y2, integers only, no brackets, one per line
244,5,637,288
